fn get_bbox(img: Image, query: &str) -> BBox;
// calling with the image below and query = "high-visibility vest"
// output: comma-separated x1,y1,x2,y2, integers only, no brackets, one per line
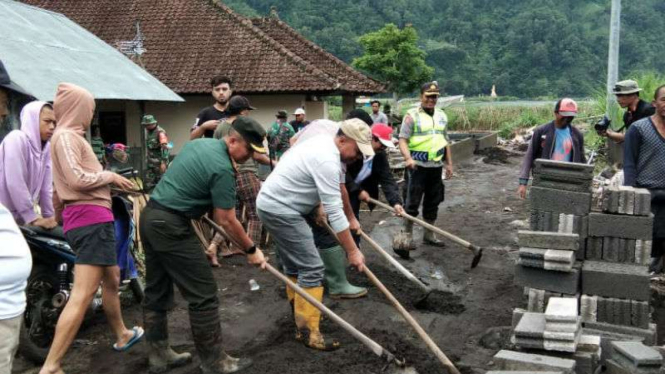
407,107,449,162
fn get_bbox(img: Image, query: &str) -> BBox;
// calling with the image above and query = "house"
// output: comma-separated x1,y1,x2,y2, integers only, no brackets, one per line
23,0,385,152
0,0,182,143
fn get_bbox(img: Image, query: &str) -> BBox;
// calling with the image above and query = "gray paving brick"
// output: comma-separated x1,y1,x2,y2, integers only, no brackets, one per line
518,257,544,269
634,189,652,216
603,237,619,262
618,187,628,215
530,186,592,216
602,188,621,214
625,239,636,264
515,263,581,294
533,173,593,192
512,308,526,329
583,322,658,346
597,296,607,324
582,261,650,301
631,300,650,329
546,297,578,322
620,299,632,327
580,295,597,323
545,250,575,264
576,215,588,239
528,288,545,312
518,230,579,250
558,213,575,234
588,213,653,240
493,349,576,373
533,159,595,180
585,237,603,260
514,312,546,338
612,341,663,366
623,187,636,215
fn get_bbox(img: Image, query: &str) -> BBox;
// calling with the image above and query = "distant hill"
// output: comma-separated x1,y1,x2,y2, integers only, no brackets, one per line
225,0,665,98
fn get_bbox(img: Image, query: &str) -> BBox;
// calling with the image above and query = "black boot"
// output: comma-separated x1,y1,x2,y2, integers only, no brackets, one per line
144,309,192,373
423,219,446,247
189,309,252,374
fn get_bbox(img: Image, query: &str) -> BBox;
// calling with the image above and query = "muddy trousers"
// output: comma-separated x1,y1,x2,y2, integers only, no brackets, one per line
403,166,445,222
140,204,225,366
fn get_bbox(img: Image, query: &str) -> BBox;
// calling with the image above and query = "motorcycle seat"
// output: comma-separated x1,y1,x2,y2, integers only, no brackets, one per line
21,225,66,240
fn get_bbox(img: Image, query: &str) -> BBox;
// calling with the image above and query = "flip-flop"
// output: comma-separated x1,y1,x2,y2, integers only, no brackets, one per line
113,326,144,352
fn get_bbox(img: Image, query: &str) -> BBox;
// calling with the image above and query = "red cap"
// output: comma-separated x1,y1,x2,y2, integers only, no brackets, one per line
371,123,395,148
557,98,578,117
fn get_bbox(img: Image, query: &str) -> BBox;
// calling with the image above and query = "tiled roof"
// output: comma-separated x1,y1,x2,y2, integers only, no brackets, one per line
21,0,385,95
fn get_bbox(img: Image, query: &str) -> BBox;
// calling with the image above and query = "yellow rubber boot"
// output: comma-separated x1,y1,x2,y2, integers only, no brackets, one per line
294,286,340,351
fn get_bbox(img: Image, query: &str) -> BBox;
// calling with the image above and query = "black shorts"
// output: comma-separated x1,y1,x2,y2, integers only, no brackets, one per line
65,222,117,266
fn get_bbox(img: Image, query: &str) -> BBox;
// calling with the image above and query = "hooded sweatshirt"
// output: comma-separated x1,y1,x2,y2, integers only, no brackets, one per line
0,101,54,224
50,83,114,221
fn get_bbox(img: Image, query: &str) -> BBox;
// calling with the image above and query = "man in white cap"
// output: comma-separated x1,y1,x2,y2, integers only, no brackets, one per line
599,79,655,143
518,98,586,199
290,108,310,133
256,118,373,351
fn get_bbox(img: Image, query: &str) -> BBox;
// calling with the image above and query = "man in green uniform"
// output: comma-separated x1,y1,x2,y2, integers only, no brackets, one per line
395,81,453,258
267,110,295,159
142,115,170,191
90,126,106,167
139,117,267,374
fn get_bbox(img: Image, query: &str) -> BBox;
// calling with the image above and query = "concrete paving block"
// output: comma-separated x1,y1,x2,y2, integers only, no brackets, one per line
530,186,592,216
515,263,581,294
585,237,603,260
635,240,652,265
618,187,628,215
493,349,576,373
544,339,578,353
511,335,545,350
546,297,579,322
544,261,575,272
534,174,593,192
604,298,616,325
528,289,546,313
519,230,580,250
612,298,622,326
603,188,621,214
634,189,652,216
612,341,663,366
605,358,632,374
530,210,539,230
544,330,578,341
588,213,653,240
514,312,546,338
559,213,575,234
625,239,636,264
580,295,597,323
582,261,650,301
619,299,632,327
572,350,599,374
546,320,580,333
631,300,650,329
603,237,619,262
534,159,595,180
520,247,548,259
545,249,575,264
578,334,601,352
518,257,545,269
623,187,636,215
597,296,607,324
575,215,588,239
583,322,658,346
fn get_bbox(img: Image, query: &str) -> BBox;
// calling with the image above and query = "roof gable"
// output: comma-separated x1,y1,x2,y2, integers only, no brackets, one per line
22,0,385,95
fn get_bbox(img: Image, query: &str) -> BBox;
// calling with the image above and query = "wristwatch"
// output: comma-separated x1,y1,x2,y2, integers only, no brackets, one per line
245,245,257,254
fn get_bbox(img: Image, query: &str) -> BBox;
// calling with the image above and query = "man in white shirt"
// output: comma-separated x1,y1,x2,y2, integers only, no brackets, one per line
256,118,373,352
0,203,32,374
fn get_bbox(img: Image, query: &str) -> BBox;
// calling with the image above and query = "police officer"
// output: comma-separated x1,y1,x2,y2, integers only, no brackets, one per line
142,115,170,191
396,81,453,257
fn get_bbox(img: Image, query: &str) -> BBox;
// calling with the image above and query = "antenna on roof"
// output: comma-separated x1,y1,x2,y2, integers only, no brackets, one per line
116,21,146,66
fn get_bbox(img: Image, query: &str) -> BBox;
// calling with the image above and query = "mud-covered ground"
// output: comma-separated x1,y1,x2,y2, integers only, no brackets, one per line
14,149,531,374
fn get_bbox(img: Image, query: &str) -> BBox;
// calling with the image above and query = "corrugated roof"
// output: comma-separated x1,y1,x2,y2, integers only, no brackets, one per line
0,0,182,102
21,0,386,95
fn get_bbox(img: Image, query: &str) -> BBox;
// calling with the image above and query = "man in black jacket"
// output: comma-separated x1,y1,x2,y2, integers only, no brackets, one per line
600,80,655,143
518,98,586,199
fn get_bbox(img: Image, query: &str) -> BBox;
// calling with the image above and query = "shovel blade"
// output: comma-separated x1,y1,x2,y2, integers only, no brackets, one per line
470,247,483,269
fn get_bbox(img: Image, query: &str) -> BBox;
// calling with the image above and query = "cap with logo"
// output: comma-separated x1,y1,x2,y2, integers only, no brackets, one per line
231,116,267,154
612,80,642,95
556,98,578,117
339,118,375,158
276,110,288,119
420,81,440,96
141,114,158,125
228,95,256,115
371,123,396,148
294,108,306,116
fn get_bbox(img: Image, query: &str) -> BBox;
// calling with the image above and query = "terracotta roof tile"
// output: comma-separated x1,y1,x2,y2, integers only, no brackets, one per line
21,0,385,95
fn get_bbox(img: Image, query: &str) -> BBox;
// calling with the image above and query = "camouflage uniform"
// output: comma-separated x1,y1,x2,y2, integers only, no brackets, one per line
143,115,169,191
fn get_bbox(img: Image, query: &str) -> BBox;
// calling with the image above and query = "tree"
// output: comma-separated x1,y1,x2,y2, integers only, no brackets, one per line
352,24,434,99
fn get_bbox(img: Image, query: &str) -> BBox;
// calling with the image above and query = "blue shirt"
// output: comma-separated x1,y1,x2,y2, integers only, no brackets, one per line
552,126,573,162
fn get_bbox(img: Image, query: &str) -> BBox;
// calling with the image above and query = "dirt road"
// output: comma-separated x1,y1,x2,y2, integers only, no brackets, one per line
14,150,529,374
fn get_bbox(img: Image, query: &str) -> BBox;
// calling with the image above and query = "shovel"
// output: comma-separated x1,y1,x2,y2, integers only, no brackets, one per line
368,198,483,269
357,230,432,304
322,223,461,374
201,216,411,372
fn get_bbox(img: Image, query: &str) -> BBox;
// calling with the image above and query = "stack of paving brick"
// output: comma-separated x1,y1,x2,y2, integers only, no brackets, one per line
605,341,663,374
512,298,582,353
580,187,656,345
528,159,594,260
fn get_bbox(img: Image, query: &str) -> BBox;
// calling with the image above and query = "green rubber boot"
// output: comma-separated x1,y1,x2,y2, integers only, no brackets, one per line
319,245,367,299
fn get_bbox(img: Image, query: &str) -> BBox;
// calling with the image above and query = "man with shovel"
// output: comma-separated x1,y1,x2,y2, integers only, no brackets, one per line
396,81,453,258
256,118,373,350
140,117,267,374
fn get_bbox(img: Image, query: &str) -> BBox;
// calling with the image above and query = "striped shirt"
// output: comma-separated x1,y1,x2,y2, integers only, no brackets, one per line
623,117,665,189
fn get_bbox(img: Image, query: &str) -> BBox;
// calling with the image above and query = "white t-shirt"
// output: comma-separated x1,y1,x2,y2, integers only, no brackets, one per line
291,120,346,183
0,203,32,319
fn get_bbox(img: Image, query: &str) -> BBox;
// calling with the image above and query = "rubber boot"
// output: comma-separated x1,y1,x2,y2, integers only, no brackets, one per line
423,219,446,247
294,286,340,351
393,218,414,259
319,246,367,299
144,310,193,374
285,276,303,341
189,309,252,374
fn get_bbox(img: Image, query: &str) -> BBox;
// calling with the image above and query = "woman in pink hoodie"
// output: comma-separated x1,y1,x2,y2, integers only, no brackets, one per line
0,101,57,228
39,83,143,374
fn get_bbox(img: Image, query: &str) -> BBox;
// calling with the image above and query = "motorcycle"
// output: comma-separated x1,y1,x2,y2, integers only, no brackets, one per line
19,173,145,363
